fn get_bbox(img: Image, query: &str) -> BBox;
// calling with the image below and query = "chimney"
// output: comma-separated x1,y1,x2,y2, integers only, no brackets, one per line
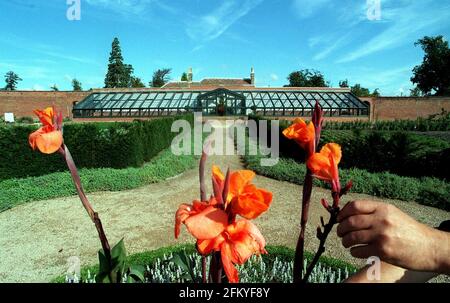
250,67,255,85
188,67,193,82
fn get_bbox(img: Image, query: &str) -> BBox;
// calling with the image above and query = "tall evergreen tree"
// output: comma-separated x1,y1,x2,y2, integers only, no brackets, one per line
181,72,188,81
4,71,22,91
104,38,134,88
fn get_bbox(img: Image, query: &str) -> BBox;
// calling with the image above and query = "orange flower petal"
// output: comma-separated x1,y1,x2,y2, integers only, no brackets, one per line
232,185,272,219
221,242,239,283
34,130,63,154
229,170,255,196
33,107,54,127
320,143,342,165
184,206,228,240
282,118,315,153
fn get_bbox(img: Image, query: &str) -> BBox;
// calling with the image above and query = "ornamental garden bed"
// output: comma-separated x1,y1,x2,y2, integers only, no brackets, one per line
53,245,357,283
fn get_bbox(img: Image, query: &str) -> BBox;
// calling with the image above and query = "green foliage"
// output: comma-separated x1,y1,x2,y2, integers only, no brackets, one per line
4,71,22,91
15,116,35,124
0,114,194,180
180,72,188,82
285,69,328,87
104,37,134,88
96,239,127,283
411,35,450,96
0,147,196,212
50,84,59,91
323,110,450,131
53,245,357,283
320,130,450,180
242,138,450,211
151,68,171,88
130,76,146,88
71,79,82,91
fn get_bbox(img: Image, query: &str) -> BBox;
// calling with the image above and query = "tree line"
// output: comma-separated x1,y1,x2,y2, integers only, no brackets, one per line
1,35,449,97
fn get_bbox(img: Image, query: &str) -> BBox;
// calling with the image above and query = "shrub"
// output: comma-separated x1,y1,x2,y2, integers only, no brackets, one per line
248,115,450,180
242,139,450,211
15,116,35,124
0,148,197,212
0,114,194,180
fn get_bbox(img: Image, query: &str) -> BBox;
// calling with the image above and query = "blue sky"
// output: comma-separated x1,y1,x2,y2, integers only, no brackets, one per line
0,0,449,95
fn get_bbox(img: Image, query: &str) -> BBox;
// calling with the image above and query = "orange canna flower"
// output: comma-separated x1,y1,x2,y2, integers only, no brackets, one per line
29,107,63,154
197,220,267,283
175,197,228,240
212,166,272,220
307,143,341,188
282,118,315,156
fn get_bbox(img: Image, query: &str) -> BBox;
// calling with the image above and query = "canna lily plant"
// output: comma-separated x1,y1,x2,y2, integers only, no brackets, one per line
283,102,352,283
175,148,272,283
29,107,141,283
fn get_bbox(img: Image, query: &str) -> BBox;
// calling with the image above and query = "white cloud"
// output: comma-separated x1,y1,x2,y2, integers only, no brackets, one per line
85,0,153,15
270,73,279,81
313,33,352,61
292,0,331,19
337,1,450,63
186,0,263,42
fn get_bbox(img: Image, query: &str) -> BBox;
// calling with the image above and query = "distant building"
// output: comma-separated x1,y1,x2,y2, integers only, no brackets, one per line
73,68,369,118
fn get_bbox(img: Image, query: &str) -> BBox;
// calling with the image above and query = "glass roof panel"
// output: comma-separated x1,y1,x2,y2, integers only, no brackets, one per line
74,89,368,117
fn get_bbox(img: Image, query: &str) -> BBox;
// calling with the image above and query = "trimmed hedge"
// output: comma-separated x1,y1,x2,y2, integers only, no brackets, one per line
243,140,450,211
248,115,450,180
323,110,450,131
0,148,197,212
0,114,194,180
52,244,358,283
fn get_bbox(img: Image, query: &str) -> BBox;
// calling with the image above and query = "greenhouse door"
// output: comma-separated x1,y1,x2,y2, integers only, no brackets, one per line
196,88,246,116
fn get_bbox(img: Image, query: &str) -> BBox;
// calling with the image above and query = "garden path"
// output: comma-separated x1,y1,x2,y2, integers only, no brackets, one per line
0,123,448,282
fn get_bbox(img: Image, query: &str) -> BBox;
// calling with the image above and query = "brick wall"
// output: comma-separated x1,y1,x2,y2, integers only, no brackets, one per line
0,91,90,119
1,91,450,121
361,96,450,121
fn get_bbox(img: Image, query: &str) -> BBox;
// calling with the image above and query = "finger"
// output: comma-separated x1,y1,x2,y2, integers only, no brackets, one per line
337,214,373,237
342,230,374,248
338,200,378,222
350,244,379,259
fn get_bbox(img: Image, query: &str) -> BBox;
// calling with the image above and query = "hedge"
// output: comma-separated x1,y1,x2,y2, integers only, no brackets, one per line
248,115,450,180
323,110,450,131
243,140,450,211
0,147,197,212
0,114,194,180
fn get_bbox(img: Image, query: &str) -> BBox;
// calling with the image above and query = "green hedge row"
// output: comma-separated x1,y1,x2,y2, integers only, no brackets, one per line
0,114,194,180
321,130,450,180
243,141,450,211
0,148,197,212
248,115,450,180
323,110,450,131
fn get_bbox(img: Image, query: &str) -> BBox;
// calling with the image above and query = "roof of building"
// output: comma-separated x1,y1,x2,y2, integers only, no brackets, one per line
162,78,253,89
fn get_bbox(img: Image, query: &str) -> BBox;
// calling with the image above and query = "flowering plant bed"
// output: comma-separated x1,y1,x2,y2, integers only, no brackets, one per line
53,245,357,283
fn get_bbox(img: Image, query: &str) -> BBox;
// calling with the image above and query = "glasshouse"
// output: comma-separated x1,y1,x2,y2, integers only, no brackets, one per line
72,87,370,118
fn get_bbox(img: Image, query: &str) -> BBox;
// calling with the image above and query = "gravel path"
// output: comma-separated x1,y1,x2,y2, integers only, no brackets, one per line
0,124,448,282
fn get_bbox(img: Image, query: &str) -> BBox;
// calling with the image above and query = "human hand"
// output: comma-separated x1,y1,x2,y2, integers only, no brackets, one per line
337,200,450,273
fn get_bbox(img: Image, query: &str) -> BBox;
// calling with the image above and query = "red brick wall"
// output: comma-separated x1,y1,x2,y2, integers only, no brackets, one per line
1,91,449,122
0,91,90,119
361,96,450,121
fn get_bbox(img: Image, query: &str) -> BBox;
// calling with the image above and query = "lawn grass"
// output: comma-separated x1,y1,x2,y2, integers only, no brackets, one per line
0,148,197,212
